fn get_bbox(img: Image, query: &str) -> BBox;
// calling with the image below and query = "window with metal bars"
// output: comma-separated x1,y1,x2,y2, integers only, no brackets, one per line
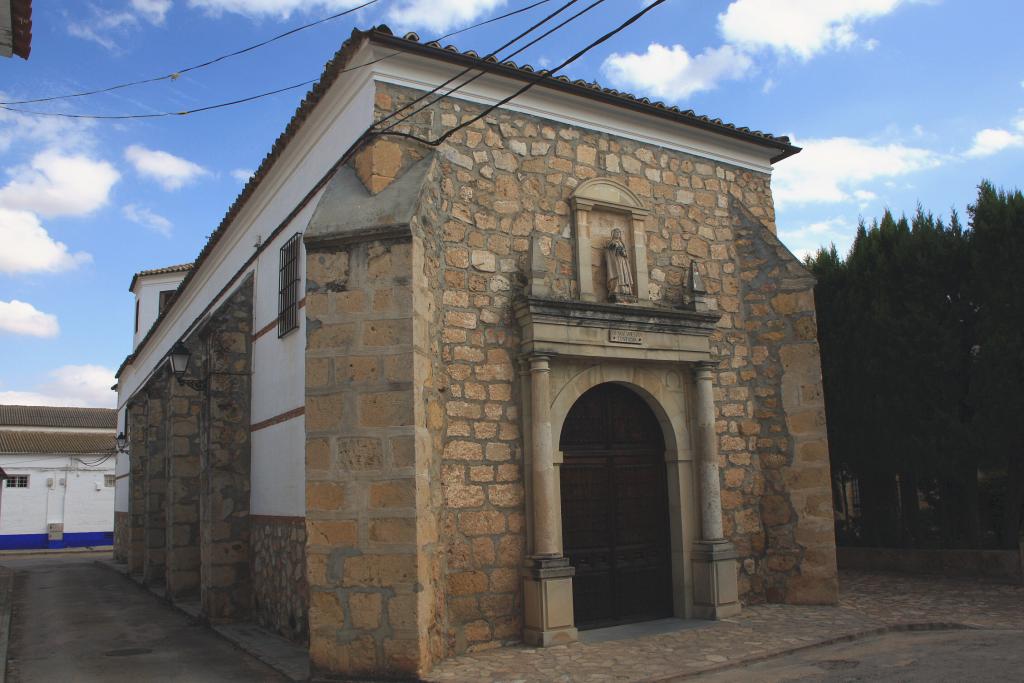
278,233,302,337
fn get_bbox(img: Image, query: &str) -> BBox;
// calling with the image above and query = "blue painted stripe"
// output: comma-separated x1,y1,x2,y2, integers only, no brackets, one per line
0,531,113,550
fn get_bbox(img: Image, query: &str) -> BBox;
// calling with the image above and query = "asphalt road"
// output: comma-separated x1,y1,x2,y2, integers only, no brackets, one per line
692,628,1024,682
1,552,285,682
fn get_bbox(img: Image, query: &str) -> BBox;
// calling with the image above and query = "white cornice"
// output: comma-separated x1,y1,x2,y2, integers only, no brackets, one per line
366,46,778,174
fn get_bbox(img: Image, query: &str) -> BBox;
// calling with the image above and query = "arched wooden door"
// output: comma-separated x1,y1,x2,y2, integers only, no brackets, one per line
559,383,673,629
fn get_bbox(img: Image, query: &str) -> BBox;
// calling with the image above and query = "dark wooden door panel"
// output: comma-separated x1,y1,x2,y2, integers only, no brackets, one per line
559,383,673,629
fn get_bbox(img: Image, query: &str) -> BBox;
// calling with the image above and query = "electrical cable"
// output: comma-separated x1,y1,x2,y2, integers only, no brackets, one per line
0,0,555,120
376,0,606,135
372,0,583,132
0,0,383,106
376,0,667,147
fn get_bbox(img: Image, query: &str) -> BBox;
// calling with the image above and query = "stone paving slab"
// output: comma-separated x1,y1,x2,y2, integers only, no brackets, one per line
426,571,1024,682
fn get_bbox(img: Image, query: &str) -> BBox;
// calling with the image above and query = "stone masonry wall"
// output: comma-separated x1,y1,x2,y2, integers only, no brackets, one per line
165,376,203,601
113,511,129,563
730,203,837,603
251,515,309,643
372,80,837,654
126,401,148,575
143,374,169,587
304,232,440,677
199,277,254,622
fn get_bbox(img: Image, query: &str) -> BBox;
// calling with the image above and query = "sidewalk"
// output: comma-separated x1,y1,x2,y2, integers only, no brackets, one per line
426,571,1024,682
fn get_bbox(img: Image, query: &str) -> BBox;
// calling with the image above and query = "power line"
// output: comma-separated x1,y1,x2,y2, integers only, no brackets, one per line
0,0,383,106
377,0,668,148
373,0,584,132
0,0,556,120
376,0,607,135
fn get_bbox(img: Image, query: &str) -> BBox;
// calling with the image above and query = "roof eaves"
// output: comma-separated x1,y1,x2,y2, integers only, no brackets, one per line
363,26,800,159
10,0,31,60
128,262,193,292
117,28,374,379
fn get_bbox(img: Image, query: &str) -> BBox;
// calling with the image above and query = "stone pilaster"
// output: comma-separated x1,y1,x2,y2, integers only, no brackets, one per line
127,402,148,576
143,378,168,587
304,235,429,677
692,361,740,619
521,354,577,647
165,373,202,601
199,278,253,622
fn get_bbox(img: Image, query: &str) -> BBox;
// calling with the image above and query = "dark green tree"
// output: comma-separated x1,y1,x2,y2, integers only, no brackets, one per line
808,206,977,547
968,182,1024,547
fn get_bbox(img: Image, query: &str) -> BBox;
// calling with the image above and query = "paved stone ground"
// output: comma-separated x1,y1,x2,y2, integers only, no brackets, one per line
693,629,1024,682
426,571,1024,682
2,552,285,682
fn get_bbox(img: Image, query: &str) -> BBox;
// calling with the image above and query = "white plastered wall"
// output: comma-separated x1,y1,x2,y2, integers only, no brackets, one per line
0,455,115,536
132,272,190,350
117,43,379,519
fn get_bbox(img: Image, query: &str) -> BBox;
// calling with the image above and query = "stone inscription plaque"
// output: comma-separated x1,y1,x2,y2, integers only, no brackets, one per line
609,329,643,345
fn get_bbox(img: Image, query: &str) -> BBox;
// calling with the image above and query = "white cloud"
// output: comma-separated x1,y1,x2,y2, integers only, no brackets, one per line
719,0,903,60
773,136,943,207
124,145,209,190
0,150,120,218
964,128,1024,158
122,204,173,237
230,168,254,182
0,105,95,154
853,189,878,208
131,0,173,23
67,8,138,50
762,78,776,94
0,300,59,338
386,0,506,32
602,43,753,101
0,208,92,275
0,364,116,408
188,0,365,19
779,217,855,261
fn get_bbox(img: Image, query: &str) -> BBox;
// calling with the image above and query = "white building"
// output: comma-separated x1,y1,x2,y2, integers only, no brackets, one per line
0,405,117,549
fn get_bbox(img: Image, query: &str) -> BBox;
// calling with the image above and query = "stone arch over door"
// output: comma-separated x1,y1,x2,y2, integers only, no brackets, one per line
545,361,699,620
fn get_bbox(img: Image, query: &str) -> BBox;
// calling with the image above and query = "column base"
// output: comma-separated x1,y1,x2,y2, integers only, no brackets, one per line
691,540,741,619
521,556,578,647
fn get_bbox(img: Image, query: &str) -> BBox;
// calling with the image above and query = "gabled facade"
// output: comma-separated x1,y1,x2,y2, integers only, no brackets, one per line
114,26,837,679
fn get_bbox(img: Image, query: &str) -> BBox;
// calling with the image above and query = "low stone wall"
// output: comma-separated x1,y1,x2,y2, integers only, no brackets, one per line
251,515,308,644
837,546,1024,583
113,511,129,563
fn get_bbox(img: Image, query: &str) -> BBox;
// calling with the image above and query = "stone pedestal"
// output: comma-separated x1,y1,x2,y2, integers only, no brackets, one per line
521,557,578,647
691,540,741,619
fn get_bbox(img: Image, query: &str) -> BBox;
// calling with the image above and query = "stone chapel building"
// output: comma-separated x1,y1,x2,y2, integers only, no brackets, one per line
113,26,837,680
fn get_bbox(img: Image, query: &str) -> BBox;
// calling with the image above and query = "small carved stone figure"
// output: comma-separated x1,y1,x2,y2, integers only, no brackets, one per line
605,228,635,302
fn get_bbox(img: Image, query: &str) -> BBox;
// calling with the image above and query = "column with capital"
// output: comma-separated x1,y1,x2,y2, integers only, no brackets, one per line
691,361,742,619
521,354,578,646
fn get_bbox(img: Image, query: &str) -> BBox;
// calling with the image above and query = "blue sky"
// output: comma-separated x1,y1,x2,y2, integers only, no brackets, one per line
1,0,1021,406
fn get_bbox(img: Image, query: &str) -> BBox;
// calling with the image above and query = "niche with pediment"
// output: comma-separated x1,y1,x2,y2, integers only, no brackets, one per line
570,178,651,304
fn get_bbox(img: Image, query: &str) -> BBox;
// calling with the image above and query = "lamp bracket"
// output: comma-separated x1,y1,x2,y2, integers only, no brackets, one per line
176,376,207,391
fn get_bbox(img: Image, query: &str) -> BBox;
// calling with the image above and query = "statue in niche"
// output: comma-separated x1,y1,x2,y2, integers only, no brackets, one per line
605,228,636,302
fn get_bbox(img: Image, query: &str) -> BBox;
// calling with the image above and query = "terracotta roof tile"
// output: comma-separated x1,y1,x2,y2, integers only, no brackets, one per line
128,262,193,292
0,405,116,429
0,431,115,455
10,0,31,60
